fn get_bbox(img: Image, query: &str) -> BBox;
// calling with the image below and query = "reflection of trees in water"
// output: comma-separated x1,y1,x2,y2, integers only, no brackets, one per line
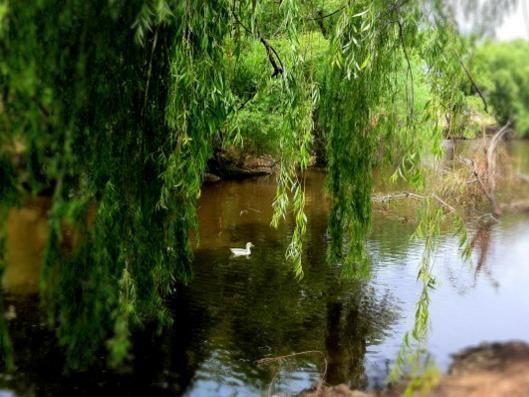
0,174,398,394
470,219,499,289
186,219,398,392
445,217,500,294
324,287,396,389
0,292,205,397
0,294,72,396
0,191,427,396
368,216,417,264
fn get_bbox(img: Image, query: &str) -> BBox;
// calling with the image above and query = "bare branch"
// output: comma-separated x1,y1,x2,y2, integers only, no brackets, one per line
142,28,159,118
230,7,283,77
397,20,415,122
259,35,284,77
257,350,328,394
372,191,456,213
306,6,346,21
459,59,489,113
517,172,529,184
468,121,511,216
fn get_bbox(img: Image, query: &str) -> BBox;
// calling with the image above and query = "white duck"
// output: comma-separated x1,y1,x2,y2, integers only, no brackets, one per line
229,242,254,256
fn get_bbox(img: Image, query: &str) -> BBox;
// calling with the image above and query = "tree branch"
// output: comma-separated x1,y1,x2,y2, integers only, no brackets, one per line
372,191,456,213
459,59,489,113
142,28,159,118
467,121,511,216
397,20,415,122
306,6,346,20
231,8,284,77
260,35,284,77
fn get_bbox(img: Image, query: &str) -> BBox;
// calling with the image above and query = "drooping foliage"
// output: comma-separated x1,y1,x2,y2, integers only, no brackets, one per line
0,0,510,375
1,0,185,368
322,0,407,277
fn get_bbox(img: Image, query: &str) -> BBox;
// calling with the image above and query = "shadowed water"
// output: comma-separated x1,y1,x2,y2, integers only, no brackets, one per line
1,142,528,396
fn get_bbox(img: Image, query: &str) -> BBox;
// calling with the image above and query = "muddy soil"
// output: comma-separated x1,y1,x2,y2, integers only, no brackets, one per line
299,341,529,397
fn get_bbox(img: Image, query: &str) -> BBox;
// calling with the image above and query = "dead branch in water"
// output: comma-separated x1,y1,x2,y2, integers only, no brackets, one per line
257,350,328,396
372,191,456,213
467,121,511,216
518,172,529,184
500,200,529,213
486,122,511,189
470,160,499,215
373,122,529,221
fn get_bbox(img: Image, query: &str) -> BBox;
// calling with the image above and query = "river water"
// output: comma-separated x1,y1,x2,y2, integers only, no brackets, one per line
1,141,529,396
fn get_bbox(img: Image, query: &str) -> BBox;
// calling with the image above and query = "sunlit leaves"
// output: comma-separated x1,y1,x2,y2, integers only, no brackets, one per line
389,198,441,388
323,0,401,279
471,40,529,136
107,267,137,368
268,0,316,279
0,0,8,37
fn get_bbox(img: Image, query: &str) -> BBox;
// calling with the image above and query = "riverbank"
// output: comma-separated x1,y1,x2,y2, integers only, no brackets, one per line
299,341,529,397
205,148,277,181
205,129,529,183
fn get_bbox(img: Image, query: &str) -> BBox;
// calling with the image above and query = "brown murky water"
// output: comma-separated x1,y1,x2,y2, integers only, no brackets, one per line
1,141,529,397
3,199,48,295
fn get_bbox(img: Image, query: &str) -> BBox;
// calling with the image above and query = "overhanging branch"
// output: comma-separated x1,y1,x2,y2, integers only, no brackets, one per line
260,35,284,77
231,7,284,77
459,59,489,113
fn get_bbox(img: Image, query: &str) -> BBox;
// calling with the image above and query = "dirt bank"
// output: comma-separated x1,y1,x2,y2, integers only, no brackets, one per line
206,149,276,181
299,341,529,397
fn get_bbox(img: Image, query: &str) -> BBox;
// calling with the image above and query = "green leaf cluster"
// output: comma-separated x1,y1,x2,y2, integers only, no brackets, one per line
471,40,529,136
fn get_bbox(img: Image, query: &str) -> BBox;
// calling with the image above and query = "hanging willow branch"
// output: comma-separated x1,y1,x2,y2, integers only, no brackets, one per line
306,5,346,21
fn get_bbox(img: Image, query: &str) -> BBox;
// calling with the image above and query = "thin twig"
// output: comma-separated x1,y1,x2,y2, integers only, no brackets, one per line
459,59,488,113
257,350,326,365
230,4,252,34
397,20,414,122
231,7,283,77
372,191,456,213
257,350,328,394
142,28,159,118
517,172,529,184
306,6,346,20
432,193,456,213
237,90,258,111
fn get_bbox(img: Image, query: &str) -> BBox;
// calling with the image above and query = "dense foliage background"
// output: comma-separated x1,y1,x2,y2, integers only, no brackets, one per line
471,40,529,137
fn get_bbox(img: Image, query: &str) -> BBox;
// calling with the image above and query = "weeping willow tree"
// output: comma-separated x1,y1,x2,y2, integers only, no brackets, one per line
0,0,512,376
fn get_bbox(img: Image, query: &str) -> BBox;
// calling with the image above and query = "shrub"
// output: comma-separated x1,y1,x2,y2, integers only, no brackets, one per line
471,40,529,137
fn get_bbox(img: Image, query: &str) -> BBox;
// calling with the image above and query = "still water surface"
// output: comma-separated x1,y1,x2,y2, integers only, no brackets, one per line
1,142,529,396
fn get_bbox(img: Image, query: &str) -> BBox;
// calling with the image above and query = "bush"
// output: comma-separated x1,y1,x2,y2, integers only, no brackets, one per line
227,32,329,156
471,40,529,137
